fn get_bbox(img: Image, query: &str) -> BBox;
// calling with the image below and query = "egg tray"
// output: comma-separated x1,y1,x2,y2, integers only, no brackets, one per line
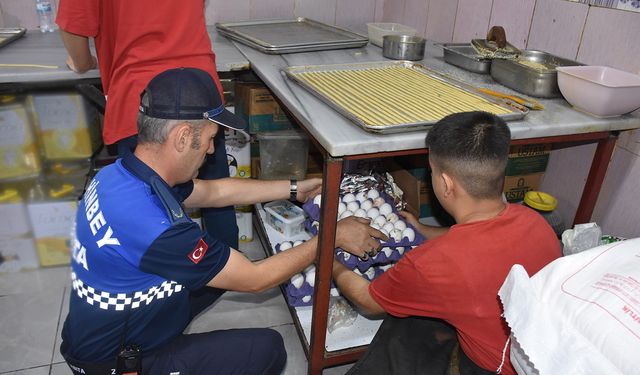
302,192,426,248
334,246,415,273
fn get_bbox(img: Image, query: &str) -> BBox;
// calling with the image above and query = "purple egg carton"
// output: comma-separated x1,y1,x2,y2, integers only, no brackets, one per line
287,278,314,297
284,293,313,307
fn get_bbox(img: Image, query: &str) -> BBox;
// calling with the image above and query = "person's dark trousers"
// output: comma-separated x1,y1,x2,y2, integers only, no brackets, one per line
346,315,496,375
198,130,239,249
116,132,239,249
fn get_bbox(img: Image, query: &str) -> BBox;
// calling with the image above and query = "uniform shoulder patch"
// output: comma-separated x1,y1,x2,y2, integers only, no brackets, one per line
188,238,208,264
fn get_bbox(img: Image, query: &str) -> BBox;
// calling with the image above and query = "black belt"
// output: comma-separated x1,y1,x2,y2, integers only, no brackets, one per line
61,340,116,375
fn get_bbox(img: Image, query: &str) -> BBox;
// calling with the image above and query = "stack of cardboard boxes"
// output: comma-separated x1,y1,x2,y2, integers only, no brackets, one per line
503,144,551,202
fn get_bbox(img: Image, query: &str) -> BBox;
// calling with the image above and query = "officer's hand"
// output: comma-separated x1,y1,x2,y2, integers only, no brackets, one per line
335,216,388,258
296,178,322,203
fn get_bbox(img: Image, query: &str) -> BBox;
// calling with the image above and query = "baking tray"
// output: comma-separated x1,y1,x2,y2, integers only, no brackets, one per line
0,28,26,49
284,61,527,134
491,50,583,98
216,18,368,54
439,43,492,74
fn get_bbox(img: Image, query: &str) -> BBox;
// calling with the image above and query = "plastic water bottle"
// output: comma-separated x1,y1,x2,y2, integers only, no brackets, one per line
35,0,57,33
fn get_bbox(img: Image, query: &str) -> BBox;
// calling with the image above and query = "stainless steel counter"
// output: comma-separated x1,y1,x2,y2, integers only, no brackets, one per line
0,27,249,85
234,41,640,157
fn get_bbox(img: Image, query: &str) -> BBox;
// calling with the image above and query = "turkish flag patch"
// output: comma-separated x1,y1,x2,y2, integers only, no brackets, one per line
188,238,208,264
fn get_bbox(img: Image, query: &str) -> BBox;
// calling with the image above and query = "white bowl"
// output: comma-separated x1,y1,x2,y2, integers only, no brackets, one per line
367,23,416,48
556,66,640,117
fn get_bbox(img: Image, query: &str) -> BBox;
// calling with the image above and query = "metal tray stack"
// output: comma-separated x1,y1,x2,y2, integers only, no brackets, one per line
284,61,527,134
216,18,368,54
0,28,26,49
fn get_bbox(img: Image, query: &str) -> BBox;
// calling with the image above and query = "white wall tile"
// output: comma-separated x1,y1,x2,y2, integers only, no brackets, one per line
251,0,295,20
383,0,407,23
592,146,640,237
452,0,492,42
526,0,588,59
336,0,376,31
0,0,39,29
425,0,458,43
205,0,251,24
403,0,428,36
488,0,535,49
577,6,640,74
295,0,337,25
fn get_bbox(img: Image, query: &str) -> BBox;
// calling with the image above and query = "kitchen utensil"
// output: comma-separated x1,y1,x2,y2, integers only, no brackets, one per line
283,61,527,134
367,23,416,48
440,43,492,74
215,18,368,54
478,88,544,110
556,66,640,117
471,26,521,59
491,50,583,98
382,35,425,61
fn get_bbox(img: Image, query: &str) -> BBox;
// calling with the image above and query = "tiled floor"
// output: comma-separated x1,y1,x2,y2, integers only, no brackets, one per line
0,238,353,375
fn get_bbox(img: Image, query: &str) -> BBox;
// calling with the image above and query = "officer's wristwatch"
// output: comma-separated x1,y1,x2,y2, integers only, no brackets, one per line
290,179,298,201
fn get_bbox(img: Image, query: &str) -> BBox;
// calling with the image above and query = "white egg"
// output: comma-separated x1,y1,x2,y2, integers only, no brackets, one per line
291,274,304,288
312,221,320,231
330,288,340,297
379,203,393,216
373,215,387,227
279,241,292,251
394,220,407,231
293,240,304,247
389,228,403,242
379,228,389,238
402,227,416,242
373,197,386,207
360,199,373,211
367,189,380,200
343,252,351,261
355,191,367,203
382,247,393,257
313,194,322,207
383,222,395,234
342,193,356,203
353,268,363,276
397,247,405,255
364,267,376,280
380,264,393,272
386,212,399,223
366,207,380,220
305,270,316,287
338,202,347,215
339,211,354,220
346,201,360,212
370,222,381,230
302,295,311,303
304,265,315,273
354,208,367,218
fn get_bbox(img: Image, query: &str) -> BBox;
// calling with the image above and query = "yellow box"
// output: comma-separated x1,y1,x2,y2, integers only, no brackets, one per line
27,199,77,267
31,92,101,161
236,205,253,243
0,96,42,181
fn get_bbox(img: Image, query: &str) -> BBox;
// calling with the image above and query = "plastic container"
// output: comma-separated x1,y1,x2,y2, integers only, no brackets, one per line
257,130,309,180
264,200,305,238
556,66,640,117
366,23,416,48
35,0,57,33
523,191,564,238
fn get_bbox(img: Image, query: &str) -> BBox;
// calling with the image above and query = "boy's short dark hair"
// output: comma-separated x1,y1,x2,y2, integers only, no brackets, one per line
426,111,511,199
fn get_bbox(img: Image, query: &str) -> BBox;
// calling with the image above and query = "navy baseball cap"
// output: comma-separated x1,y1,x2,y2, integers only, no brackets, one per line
139,67,248,137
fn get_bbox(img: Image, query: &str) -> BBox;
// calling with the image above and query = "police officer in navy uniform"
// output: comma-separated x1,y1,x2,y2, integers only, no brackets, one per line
60,67,386,375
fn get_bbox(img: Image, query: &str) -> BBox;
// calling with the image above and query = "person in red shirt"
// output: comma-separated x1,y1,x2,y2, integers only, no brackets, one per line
56,0,239,248
333,111,561,375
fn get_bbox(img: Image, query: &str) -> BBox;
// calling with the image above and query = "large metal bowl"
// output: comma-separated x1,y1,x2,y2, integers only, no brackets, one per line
382,35,425,61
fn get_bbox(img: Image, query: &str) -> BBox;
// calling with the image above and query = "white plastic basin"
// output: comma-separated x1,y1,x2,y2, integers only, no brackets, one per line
556,66,640,117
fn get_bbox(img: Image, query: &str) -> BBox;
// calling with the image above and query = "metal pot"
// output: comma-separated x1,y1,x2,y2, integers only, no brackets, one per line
382,35,426,61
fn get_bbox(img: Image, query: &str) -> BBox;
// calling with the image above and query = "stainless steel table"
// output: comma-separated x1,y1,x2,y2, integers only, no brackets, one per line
233,40,640,374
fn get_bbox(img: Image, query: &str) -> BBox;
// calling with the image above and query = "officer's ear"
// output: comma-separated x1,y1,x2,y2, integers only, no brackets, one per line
173,122,191,153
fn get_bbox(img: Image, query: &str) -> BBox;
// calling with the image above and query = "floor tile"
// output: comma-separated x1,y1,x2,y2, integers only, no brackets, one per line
0,289,65,372
50,362,72,375
185,287,293,333
52,287,70,364
3,366,50,375
0,266,70,296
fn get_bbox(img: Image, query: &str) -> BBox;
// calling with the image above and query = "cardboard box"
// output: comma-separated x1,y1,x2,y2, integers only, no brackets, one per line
235,82,295,133
225,127,251,179
27,200,77,267
31,92,101,161
503,173,545,203
0,96,42,181
236,205,253,243
506,144,551,176
0,237,39,273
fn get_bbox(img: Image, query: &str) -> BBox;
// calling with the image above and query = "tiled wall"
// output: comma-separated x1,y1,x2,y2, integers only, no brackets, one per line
2,0,638,236
380,0,640,237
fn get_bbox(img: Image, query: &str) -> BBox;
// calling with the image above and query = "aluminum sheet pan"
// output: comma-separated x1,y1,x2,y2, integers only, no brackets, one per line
440,43,492,74
0,28,26,49
216,18,368,54
284,61,527,134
